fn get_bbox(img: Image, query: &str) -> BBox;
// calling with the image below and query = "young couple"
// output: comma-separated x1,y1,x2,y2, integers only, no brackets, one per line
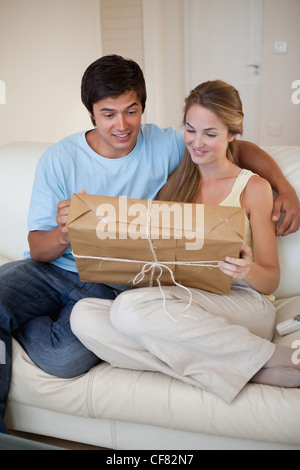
70,77,300,403
0,55,300,433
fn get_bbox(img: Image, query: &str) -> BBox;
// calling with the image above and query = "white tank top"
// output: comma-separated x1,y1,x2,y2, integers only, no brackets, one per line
219,169,256,249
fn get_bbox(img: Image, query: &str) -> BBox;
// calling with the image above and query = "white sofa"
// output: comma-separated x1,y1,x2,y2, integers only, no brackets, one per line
1,141,300,450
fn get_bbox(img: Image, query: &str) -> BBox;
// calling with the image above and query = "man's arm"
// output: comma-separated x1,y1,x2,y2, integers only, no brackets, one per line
28,198,71,262
29,189,87,262
237,140,300,236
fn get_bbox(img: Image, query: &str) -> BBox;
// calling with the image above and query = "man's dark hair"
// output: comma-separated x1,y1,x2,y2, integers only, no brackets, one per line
81,54,147,126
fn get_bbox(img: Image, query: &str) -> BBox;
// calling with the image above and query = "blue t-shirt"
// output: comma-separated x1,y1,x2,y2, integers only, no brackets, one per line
26,123,185,272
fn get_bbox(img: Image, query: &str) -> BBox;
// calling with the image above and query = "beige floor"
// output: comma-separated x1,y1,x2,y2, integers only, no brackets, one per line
10,430,108,450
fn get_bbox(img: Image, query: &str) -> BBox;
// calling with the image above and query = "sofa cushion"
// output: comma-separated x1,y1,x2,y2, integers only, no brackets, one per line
274,296,300,349
0,253,12,267
7,333,300,447
261,146,300,298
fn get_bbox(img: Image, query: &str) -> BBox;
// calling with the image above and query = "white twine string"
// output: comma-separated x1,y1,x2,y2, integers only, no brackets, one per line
72,252,221,321
72,253,220,269
72,199,222,321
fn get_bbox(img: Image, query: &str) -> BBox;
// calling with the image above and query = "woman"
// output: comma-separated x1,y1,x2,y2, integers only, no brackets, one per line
70,81,300,403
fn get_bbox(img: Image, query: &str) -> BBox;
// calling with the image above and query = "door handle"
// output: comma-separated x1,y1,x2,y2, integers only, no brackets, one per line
247,64,260,75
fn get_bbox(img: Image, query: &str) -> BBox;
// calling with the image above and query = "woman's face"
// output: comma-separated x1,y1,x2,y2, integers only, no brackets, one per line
184,104,236,166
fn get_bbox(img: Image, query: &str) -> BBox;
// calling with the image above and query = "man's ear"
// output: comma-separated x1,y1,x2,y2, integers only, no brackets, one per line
88,112,96,126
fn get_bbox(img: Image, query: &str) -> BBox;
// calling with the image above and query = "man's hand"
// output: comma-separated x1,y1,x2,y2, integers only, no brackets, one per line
272,187,300,237
29,189,86,262
56,189,87,244
56,198,72,244
236,141,300,237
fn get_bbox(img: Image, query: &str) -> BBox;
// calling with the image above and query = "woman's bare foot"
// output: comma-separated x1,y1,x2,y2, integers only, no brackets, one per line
250,345,300,387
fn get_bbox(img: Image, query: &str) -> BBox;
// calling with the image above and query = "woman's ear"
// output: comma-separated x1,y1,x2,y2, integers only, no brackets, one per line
228,133,238,143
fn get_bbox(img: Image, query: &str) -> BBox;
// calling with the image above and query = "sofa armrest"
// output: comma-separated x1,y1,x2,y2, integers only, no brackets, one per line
0,253,13,267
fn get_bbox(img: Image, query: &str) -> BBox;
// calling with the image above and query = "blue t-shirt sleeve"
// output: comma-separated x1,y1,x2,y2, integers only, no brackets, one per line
170,129,185,173
28,150,66,232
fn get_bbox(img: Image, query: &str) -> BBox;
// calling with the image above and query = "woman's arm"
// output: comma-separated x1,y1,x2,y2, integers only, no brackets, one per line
219,176,280,295
237,140,300,236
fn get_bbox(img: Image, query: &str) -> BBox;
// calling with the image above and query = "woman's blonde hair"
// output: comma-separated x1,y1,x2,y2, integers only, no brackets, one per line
157,80,244,203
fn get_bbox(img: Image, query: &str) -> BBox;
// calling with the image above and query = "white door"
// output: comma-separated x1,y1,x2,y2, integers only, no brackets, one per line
184,0,263,143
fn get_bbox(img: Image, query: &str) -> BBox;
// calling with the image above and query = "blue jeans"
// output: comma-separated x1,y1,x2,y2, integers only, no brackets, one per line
0,260,120,433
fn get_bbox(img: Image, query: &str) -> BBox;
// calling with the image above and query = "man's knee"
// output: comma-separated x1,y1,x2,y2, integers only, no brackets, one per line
27,333,100,379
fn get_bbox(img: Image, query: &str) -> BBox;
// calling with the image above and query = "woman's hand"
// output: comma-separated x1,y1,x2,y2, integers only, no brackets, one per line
219,244,253,281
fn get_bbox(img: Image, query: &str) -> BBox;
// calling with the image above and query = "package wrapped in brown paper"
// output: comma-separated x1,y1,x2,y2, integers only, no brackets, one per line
67,193,245,296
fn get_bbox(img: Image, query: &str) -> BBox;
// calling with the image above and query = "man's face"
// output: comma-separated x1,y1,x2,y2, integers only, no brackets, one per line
90,91,143,159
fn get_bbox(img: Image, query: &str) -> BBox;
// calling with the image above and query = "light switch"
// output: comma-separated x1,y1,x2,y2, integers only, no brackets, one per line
274,41,287,54
268,122,282,136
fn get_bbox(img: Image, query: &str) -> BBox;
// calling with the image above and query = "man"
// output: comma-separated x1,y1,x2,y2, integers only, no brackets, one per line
0,55,299,434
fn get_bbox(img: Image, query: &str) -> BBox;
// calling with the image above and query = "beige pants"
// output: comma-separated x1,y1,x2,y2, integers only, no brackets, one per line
70,285,276,403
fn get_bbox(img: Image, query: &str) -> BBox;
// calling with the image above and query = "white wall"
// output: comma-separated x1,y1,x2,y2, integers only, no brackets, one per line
99,0,185,130
142,0,300,145
1,0,299,147
0,0,102,146
142,0,185,130
259,0,300,145
100,0,144,69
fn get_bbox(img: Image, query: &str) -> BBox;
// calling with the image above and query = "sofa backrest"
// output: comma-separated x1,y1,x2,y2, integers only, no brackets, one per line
0,142,51,260
0,142,299,299
260,146,300,298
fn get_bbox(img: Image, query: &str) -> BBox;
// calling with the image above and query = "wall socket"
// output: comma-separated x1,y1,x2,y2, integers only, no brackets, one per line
274,41,287,54
268,122,282,136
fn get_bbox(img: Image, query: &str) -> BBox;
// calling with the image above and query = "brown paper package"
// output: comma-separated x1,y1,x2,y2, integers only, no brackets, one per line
67,194,245,295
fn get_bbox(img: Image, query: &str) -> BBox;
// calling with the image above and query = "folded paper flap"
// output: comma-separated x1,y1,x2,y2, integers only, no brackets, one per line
67,193,92,225
205,206,245,240
67,193,120,225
